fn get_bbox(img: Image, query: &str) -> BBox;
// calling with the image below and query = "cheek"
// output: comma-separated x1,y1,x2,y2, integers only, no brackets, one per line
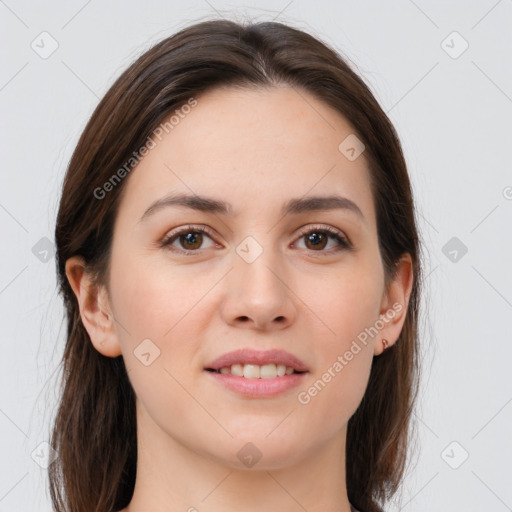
298,265,380,421
110,258,204,428
109,251,212,341
307,262,384,345
294,340,373,447
109,253,214,384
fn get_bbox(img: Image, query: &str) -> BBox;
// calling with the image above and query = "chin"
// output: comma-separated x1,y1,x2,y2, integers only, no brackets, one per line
211,433,305,471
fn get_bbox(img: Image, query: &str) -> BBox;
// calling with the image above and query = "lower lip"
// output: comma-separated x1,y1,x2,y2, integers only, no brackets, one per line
204,370,308,398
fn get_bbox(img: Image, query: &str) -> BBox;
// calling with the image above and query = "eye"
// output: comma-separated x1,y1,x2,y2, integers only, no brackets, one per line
293,224,351,255
159,224,352,256
160,225,217,255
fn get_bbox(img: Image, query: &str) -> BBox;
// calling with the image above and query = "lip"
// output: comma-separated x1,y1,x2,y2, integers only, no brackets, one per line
205,370,308,398
205,348,309,372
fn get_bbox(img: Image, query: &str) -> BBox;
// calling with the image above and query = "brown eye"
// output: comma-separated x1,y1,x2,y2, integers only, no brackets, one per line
178,231,203,250
160,226,216,254
294,226,351,254
303,231,329,251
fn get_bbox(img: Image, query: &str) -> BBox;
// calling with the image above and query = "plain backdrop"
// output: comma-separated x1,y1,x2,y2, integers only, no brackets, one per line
1,1,511,511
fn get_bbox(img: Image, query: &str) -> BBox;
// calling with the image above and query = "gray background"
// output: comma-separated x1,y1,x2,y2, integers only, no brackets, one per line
1,1,511,511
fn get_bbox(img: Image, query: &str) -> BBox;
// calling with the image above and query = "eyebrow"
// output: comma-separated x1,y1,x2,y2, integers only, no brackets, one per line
138,192,365,223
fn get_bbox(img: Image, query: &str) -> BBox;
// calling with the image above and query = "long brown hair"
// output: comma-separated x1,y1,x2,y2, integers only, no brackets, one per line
51,17,423,512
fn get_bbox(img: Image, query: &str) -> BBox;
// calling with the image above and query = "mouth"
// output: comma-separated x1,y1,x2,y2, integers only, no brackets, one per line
204,366,308,398
203,349,309,398
205,348,309,374
204,364,308,379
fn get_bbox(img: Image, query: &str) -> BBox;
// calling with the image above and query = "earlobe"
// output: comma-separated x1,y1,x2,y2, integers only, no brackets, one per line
375,254,414,356
64,256,122,358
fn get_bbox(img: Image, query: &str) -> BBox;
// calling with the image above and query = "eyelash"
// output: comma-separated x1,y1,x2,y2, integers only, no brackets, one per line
159,224,352,256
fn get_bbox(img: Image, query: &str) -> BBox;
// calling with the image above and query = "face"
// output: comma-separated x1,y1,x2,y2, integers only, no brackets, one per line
70,85,411,470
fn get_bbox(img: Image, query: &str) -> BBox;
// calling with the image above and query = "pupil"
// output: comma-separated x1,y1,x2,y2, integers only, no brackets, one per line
182,232,202,249
307,232,327,250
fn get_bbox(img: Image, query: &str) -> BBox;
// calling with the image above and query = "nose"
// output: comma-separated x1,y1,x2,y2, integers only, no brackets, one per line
220,249,297,331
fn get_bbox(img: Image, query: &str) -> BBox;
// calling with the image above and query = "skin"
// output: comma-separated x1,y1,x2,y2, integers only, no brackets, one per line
66,85,413,512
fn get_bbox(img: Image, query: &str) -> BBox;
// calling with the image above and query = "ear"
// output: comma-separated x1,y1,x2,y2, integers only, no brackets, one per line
65,255,122,358
374,253,414,356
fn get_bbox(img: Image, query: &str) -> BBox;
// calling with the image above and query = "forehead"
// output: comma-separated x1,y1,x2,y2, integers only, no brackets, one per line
115,85,376,229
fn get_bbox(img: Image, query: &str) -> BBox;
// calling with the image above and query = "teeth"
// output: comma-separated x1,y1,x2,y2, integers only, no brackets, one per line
231,364,244,377
216,363,297,378
276,364,286,377
244,364,260,379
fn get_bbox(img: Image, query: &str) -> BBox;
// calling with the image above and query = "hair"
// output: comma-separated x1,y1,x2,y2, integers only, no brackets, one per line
50,17,423,512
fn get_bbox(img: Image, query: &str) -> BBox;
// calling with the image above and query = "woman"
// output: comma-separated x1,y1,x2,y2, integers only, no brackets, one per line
50,18,423,512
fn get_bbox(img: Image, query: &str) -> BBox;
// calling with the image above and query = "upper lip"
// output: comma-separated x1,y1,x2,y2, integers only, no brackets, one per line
205,348,309,372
